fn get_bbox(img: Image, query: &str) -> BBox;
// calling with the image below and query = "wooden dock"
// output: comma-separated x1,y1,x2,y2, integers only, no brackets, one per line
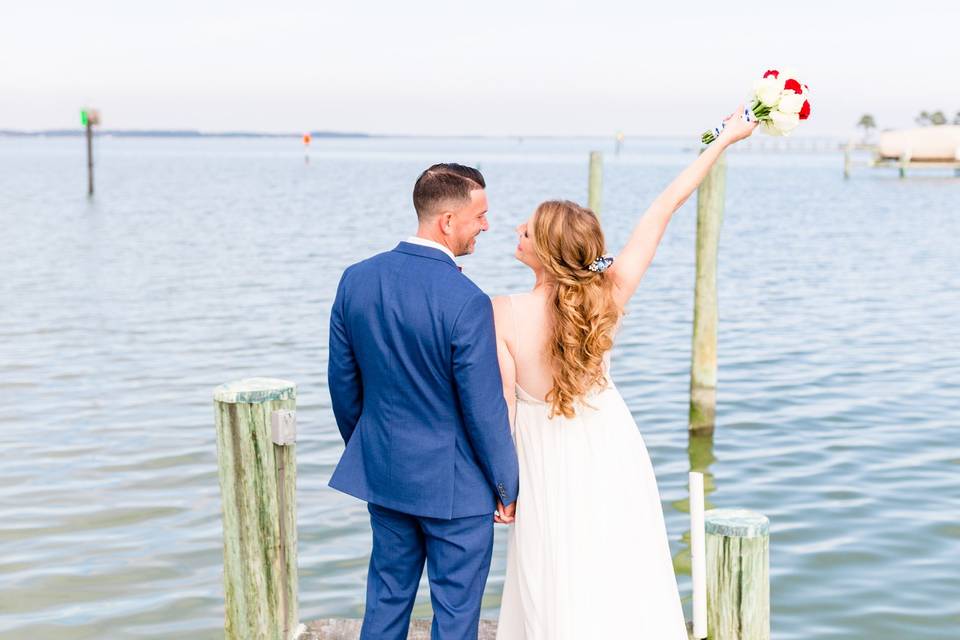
296,618,695,639
297,619,497,639
845,147,960,178
843,127,960,178
215,378,769,640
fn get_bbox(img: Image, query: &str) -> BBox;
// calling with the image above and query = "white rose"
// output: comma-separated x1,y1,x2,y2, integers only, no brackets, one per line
761,121,784,137
778,92,806,114
769,109,801,135
753,77,784,107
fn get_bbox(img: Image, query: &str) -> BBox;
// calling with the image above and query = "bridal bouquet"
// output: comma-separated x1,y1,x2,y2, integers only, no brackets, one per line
701,69,812,145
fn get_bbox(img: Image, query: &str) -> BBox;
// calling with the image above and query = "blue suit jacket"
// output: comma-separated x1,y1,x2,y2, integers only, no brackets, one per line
327,242,519,519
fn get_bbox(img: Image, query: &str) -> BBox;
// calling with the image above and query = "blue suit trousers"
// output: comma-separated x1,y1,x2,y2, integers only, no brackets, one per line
360,503,494,640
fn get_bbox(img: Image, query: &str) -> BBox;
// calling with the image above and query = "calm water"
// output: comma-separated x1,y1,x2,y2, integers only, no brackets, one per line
1,136,958,639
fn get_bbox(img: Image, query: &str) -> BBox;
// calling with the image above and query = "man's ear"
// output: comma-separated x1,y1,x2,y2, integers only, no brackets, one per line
440,211,454,235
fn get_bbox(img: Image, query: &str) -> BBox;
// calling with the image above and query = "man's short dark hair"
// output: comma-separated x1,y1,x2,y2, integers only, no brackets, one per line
412,163,486,221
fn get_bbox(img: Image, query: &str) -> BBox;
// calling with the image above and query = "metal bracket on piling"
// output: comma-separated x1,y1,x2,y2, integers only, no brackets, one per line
272,410,297,445
271,408,297,637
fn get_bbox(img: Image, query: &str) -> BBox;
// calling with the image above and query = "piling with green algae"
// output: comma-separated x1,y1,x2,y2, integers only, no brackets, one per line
588,151,603,216
214,378,299,640
704,508,770,640
689,152,726,435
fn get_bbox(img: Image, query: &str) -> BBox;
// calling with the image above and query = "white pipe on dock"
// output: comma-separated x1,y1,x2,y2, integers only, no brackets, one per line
690,471,707,639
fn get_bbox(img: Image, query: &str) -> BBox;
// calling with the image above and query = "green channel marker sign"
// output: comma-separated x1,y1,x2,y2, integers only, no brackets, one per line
80,110,88,126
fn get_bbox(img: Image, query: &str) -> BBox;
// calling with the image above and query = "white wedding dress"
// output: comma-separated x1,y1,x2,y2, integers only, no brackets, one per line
496,300,688,639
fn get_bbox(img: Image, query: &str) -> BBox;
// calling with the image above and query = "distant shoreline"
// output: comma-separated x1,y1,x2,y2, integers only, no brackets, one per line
0,129,770,140
0,129,846,142
0,129,370,139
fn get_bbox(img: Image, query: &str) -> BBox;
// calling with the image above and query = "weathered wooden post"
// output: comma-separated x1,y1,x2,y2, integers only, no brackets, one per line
588,151,602,216
705,509,770,640
843,140,852,179
86,117,93,195
689,152,726,434
898,151,910,179
81,108,100,196
214,378,300,640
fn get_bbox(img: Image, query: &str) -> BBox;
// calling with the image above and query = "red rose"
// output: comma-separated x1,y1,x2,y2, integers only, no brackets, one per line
784,79,802,94
763,69,779,79
799,100,811,120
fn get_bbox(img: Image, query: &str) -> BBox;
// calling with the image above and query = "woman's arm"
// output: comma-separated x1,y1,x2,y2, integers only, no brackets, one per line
609,106,757,309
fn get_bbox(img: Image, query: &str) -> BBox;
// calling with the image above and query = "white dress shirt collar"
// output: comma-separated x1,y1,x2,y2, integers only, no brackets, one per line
406,236,457,262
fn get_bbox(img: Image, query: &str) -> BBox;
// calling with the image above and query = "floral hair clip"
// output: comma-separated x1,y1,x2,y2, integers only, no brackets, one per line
587,255,614,273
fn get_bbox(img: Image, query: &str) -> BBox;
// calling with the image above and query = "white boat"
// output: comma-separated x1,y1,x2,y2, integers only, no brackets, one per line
878,125,960,161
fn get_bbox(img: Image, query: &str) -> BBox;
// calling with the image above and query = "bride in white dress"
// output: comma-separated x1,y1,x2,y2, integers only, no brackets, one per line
492,108,755,639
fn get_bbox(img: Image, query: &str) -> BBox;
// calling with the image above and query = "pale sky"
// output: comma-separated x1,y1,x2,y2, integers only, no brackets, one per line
3,0,958,136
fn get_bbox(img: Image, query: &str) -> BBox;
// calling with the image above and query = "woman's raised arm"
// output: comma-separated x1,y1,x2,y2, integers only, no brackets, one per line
608,106,757,309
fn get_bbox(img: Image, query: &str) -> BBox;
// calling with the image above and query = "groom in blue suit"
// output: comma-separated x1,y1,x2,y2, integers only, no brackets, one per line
328,163,520,639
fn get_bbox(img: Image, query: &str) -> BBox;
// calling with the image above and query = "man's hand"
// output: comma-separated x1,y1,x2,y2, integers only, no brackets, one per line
495,500,516,524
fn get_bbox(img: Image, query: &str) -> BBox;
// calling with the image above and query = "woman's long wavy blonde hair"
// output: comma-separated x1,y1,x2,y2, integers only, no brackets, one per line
531,200,621,419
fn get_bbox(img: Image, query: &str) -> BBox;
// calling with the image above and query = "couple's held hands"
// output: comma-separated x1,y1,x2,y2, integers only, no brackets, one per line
495,500,516,524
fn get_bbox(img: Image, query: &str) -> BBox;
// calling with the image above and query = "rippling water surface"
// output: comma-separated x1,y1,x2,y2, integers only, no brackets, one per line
1,136,957,639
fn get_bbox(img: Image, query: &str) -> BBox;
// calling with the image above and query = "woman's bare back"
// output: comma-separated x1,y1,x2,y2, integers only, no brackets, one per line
492,289,558,403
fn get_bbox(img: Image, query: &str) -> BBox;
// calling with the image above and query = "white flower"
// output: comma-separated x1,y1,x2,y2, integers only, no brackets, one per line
769,109,801,135
753,77,784,107
761,121,784,136
778,92,806,114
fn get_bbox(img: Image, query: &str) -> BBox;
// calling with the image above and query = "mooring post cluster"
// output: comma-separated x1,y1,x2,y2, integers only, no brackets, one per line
213,152,773,639
213,377,770,640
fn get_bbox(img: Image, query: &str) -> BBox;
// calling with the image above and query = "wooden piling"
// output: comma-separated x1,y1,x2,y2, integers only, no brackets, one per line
843,141,852,179
898,151,910,179
80,108,100,196
214,378,300,640
86,120,94,196
588,151,602,216
705,509,770,640
689,152,726,435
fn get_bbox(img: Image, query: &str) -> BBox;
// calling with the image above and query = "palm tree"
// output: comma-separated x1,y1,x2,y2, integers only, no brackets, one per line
857,114,876,141
916,110,948,126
